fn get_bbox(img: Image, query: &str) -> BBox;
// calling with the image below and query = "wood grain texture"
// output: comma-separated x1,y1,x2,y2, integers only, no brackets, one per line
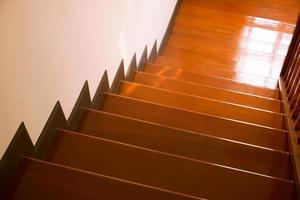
132,71,282,112
6,157,204,200
100,93,288,151
118,81,285,129
46,130,296,200
153,57,279,88
143,62,280,99
77,109,292,179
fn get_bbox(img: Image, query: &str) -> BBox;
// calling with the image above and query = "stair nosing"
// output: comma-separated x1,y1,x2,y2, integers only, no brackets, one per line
21,156,206,200
81,108,290,154
120,79,284,115
145,62,280,93
104,92,286,132
83,107,291,155
148,59,280,82
54,130,295,183
136,70,282,102
147,62,279,88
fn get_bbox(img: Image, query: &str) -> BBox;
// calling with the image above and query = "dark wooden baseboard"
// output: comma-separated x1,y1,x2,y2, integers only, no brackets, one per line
149,40,158,63
35,101,68,159
92,71,110,109
0,123,35,199
111,60,125,93
158,0,182,55
68,81,92,131
138,46,148,71
126,54,138,81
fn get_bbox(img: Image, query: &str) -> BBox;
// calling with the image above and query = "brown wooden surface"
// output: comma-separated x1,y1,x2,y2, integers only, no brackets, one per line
77,109,292,179
6,157,203,200
153,57,278,88
133,71,282,112
143,62,280,99
99,93,288,151
118,81,284,129
47,130,296,200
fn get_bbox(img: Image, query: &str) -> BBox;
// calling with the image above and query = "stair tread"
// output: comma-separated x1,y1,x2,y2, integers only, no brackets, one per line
77,109,292,179
133,71,282,112
100,93,288,151
6,157,202,200
144,63,280,99
46,130,295,200
153,56,279,88
118,81,284,129
161,46,282,79
166,34,286,66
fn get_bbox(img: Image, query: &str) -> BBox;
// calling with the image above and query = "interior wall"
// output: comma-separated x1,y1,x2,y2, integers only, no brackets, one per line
0,0,177,158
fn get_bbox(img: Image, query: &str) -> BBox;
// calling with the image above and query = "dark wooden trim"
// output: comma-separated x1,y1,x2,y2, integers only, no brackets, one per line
68,81,92,131
279,78,300,199
149,40,158,63
92,71,110,109
125,54,137,82
0,123,35,198
281,14,300,76
138,46,148,71
111,60,125,93
35,101,68,159
158,0,182,55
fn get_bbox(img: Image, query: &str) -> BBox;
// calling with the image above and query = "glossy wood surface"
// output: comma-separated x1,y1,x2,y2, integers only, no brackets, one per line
77,109,292,179
7,157,202,200
132,71,282,112
100,93,288,151
153,57,279,88
143,63,280,99
118,81,284,129
47,130,295,200
161,0,300,84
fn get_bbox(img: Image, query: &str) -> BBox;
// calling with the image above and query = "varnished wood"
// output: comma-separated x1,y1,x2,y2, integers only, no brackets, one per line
279,78,300,194
183,0,300,24
132,71,282,112
143,63,280,99
77,110,292,179
100,93,288,151
153,57,279,88
6,157,203,200
47,130,296,200
162,46,283,79
118,81,285,129
0,123,35,199
166,34,286,69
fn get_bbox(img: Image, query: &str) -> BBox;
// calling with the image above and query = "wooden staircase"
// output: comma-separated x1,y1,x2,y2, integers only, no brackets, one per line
2,0,300,199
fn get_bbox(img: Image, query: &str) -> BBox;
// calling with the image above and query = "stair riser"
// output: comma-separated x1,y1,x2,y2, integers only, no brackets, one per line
8,158,201,200
77,110,292,179
118,82,285,129
47,132,295,200
144,63,280,99
100,94,288,151
133,71,282,112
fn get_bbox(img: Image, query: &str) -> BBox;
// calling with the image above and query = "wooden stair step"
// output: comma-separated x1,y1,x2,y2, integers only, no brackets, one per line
144,63,280,99
99,93,288,151
153,56,279,88
132,71,282,112
77,109,292,179
46,130,296,200
5,157,201,200
161,46,282,78
166,34,286,66
118,81,284,129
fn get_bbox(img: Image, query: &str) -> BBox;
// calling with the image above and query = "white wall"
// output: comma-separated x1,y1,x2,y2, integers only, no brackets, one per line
0,0,177,158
